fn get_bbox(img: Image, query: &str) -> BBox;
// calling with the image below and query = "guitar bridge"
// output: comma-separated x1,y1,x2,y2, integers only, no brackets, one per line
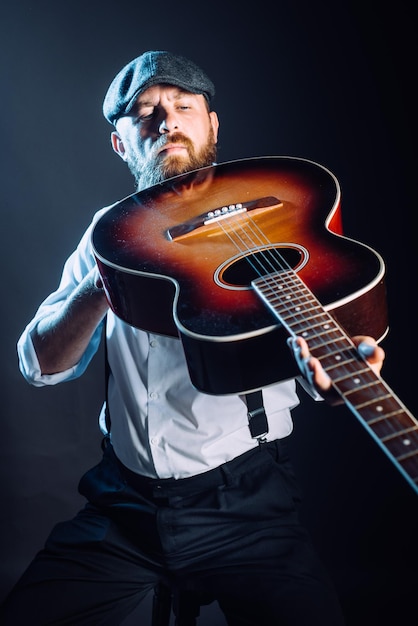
167,196,282,241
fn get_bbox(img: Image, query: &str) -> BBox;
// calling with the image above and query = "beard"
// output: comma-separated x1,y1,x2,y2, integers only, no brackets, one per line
125,129,217,191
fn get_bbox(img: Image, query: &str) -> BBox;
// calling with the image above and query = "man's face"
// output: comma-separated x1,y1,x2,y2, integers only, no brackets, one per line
111,84,219,190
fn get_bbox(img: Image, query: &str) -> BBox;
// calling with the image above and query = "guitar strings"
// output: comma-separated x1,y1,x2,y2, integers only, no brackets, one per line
215,210,333,339
217,211,291,277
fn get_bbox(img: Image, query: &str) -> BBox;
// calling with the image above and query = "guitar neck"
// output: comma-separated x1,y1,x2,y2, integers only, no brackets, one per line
254,271,418,495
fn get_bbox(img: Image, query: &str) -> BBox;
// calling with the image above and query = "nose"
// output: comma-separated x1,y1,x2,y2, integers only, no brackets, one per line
158,119,169,134
158,113,179,135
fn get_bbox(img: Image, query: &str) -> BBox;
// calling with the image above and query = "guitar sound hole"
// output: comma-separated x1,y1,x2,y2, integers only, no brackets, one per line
221,247,303,288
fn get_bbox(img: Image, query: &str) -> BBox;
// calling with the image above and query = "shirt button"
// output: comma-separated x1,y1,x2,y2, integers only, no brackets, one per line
150,339,157,348
149,391,159,400
150,437,159,445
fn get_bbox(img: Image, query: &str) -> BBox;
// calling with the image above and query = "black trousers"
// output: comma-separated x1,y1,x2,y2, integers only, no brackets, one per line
0,439,345,625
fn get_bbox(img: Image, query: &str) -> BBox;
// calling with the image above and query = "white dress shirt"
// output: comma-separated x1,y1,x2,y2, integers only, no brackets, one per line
17,206,302,479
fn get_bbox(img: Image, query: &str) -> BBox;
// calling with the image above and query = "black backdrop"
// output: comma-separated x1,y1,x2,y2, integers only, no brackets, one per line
1,1,417,624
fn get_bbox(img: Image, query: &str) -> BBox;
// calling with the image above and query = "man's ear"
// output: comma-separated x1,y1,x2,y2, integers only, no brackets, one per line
111,131,127,161
209,111,220,143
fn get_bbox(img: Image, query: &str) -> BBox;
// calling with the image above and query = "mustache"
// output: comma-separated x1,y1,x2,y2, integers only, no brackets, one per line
154,132,193,154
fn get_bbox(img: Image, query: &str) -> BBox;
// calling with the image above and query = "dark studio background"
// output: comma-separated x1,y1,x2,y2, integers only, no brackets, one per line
1,1,417,624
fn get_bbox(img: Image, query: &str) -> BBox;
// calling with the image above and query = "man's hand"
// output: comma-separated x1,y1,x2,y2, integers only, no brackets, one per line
288,335,385,405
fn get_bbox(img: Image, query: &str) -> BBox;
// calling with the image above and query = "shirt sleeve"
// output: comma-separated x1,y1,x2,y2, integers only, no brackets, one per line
16,207,110,387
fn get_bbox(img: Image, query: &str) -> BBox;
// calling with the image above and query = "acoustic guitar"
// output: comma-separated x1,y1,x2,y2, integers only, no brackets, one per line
92,156,418,494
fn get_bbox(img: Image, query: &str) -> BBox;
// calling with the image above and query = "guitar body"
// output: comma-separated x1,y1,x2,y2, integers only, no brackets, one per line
92,156,388,394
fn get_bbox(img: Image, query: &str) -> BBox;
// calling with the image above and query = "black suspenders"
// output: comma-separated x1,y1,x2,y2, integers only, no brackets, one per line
244,390,269,443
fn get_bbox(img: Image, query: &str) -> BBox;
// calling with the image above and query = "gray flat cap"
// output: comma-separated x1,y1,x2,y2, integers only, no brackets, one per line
103,50,215,125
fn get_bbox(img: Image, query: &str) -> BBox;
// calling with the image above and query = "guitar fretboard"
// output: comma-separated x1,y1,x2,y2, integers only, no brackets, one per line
253,270,418,495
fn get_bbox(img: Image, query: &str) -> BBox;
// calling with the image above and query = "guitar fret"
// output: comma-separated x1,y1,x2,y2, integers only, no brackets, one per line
329,366,374,384
279,311,328,325
266,304,311,316
381,426,418,442
357,398,410,419
267,292,315,306
367,410,407,425
365,419,418,467
315,352,356,369
274,293,315,307
308,335,348,347
296,337,339,350
288,323,339,338
274,306,319,318
267,291,315,308
264,285,318,299
397,449,418,463
350,391,393,410
285,312,335,324
384,438,418,460
296,336,348,354
342,379,381,397
367,415,417,443
320,352,367,364
317,348,354,360
259,283,313,304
